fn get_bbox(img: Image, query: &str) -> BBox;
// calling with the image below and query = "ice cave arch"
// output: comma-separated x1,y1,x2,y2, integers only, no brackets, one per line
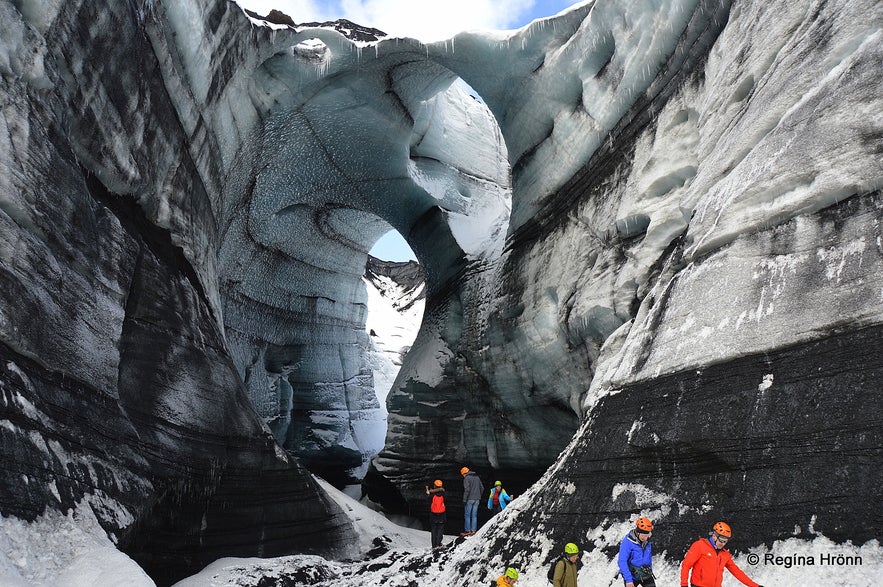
214,34,513,486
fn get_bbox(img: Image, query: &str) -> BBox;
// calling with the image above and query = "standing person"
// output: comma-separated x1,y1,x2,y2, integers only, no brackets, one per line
460,466,483,536
424,479,446,549
618,517,655,587
551,542,580,587
680,521,764,587
487,480,512,515
495,567,519,586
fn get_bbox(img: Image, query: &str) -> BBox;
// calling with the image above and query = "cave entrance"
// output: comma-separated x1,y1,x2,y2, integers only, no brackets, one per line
333,229,426,497
218,37,511,496
221,204,429,490
365,229,424,411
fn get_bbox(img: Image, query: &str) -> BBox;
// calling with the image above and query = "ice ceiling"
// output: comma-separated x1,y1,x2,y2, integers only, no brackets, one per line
208,0,645,481
214,15,520,479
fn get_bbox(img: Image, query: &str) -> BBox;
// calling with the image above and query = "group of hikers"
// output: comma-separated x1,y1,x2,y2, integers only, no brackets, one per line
424,467,511,549
426,467,764,587
492,519,765,587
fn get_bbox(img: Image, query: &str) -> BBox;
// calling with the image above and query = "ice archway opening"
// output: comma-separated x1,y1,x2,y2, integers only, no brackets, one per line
215,31,513,486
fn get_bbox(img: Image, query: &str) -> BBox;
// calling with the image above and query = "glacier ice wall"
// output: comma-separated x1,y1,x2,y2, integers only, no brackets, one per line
0,0,880,582
413,0,883,566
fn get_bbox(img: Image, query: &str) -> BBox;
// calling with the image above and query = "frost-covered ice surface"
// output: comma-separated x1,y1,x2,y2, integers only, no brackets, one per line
1,0,880,583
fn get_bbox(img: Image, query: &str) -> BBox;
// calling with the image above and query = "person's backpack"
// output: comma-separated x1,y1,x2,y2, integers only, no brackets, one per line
546,556,563,584
546,556,581,584
430,492,445,513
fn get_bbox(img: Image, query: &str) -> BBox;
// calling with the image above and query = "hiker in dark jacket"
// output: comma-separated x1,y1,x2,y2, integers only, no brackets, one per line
460,466,483,535
618,517,655,586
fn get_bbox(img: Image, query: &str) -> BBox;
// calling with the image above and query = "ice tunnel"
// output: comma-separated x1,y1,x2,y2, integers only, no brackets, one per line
213,31,513,487
204,5,600,525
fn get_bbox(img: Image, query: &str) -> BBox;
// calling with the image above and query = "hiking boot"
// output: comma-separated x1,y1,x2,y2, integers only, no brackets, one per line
460,531,470,537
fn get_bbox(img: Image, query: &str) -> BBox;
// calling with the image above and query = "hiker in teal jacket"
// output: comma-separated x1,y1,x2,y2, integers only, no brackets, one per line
487,480,511,514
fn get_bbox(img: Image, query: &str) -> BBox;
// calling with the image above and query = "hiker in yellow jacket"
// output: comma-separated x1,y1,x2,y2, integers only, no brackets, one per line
495,567,519,586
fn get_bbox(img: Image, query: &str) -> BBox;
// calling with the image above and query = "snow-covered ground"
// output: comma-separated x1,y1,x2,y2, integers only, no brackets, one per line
173,501,883,586
2,478,880,586
0,503,155,587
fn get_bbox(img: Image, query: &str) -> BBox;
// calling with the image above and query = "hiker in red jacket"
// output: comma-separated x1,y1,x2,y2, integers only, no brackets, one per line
425,479,446,549
680,522,763,587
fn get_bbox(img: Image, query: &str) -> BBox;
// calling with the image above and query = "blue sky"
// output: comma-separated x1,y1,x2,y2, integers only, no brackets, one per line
370,230,417,262
236,1,586,42
235,0,586,261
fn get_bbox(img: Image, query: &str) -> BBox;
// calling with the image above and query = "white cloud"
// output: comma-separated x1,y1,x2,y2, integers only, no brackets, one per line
235,0,544,42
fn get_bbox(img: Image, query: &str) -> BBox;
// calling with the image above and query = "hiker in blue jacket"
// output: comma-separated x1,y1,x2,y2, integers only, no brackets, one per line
618,517,656,587
487,480,511,514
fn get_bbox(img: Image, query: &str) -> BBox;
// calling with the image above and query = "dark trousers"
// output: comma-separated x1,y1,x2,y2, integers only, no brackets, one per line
490,504,502,515
430,512,446,548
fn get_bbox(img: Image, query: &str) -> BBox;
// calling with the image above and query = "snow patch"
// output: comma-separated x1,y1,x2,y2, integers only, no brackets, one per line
0,502,155,587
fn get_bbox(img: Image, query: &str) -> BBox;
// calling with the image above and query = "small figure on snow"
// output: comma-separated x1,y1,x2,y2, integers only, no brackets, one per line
487,480,512,515
460,466,484,536
618,517,656,587
495,566,519,586
425,479,446,549
680,521,764,587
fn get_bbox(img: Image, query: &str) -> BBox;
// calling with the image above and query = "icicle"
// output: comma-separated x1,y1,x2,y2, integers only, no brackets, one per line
316,57,329,79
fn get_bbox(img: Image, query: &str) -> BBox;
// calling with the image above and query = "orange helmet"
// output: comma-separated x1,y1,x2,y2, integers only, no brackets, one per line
713,521,732,537
636,517,653,532
433,479,443,487
460,467,470,475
